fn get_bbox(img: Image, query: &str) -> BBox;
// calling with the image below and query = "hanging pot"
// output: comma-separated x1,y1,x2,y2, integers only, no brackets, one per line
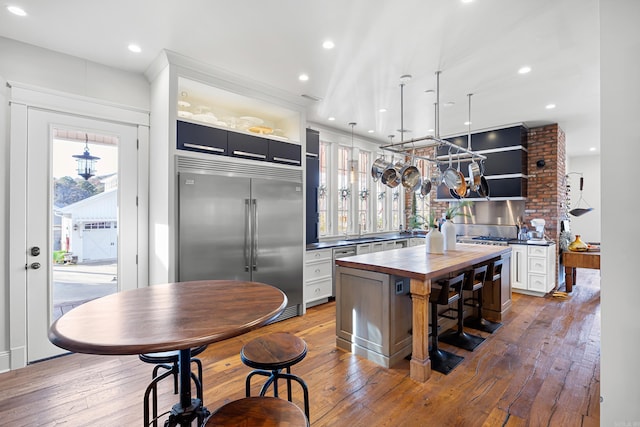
453,153,467,197
381,161,401,188
450,188,462,199
401,155,422,192
468,160,481,191
477,160,490,198
443,153,463,193
371,157,391,181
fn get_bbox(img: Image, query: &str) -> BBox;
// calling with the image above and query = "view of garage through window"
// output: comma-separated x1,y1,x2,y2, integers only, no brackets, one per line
52,129,119,321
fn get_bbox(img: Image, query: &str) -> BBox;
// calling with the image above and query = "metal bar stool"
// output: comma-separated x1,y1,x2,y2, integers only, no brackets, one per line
241,332,310,419
205,396,309,426
429,273,466,374
139,345,208,427
464,260,503,333
440,267,487,351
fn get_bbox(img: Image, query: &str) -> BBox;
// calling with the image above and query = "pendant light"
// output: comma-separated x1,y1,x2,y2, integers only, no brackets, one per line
348,122,358,184
73,134,100,180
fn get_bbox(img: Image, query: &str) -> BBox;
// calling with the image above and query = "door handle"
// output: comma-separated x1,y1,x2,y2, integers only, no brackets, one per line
31,246,41,256
30,262,41,270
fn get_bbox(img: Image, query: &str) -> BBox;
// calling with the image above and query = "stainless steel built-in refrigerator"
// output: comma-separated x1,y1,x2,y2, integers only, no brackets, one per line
177,160,303,320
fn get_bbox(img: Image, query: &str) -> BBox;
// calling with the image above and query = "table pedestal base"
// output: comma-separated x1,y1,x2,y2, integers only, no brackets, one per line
164,399,210,427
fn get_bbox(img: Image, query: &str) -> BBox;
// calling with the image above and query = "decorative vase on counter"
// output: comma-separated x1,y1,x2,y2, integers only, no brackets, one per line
426,226,444,254
442,219,456,251
568,234,588,252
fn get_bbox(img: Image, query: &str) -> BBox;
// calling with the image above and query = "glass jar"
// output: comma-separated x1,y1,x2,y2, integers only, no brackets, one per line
568,234,588,252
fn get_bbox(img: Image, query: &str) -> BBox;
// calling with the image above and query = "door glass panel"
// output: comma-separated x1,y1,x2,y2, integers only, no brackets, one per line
52,129,119,321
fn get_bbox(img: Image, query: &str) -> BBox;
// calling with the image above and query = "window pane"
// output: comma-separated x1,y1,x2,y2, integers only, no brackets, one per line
358,151,369,233
318,141,328,236
337,147,349,235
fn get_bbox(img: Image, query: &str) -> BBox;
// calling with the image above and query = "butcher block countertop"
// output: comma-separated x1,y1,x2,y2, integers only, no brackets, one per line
335,243,512,281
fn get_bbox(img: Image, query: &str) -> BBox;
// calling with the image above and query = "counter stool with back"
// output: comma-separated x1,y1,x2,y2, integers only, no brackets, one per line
240,332,310,419
464,260,503,334
439,265,487,351
429,272,466,374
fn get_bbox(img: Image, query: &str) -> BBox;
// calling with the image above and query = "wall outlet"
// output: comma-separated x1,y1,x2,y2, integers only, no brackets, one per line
395,280,404,294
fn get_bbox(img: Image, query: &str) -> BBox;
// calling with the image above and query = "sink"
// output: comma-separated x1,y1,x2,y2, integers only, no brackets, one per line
346,237,386,243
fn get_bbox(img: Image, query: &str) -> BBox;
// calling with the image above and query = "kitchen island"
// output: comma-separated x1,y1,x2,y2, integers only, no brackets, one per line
335,243,511,382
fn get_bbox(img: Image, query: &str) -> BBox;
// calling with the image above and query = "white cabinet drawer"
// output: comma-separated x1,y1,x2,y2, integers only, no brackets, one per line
528,273,549,293
305,248,332,262
528,246,547,257
527,256,547,274
305,278,332,302
305,260,332,279
371,242,385,253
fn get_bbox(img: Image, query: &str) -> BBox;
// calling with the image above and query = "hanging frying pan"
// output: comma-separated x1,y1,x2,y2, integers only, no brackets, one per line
569,176,593,216
477,159,490,199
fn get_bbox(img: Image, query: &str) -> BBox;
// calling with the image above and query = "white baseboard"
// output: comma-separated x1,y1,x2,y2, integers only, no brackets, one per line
0,351,10,373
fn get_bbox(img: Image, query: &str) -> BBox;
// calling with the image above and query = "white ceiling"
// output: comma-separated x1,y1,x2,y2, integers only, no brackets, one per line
0,0,600,156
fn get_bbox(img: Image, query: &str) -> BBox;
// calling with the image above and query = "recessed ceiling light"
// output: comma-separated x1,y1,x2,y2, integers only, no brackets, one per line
128,44,141,53
518,66,532,74
368,130,374,133
298,74,309,82
545,103,556,109
443,101,455,107
379,108,387,113
464,121,472,126
7,5,27,16
322,40,335,49
328,117,335,121
461,0,474,3
589,147,596,152
428,128,435,133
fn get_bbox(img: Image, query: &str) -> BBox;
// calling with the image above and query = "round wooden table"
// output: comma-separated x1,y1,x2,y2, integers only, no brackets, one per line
49,280,287,426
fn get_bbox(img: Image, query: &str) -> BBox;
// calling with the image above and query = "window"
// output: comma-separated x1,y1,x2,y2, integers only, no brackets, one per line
357,151,370,233
337,146,349,235
318,141,329,236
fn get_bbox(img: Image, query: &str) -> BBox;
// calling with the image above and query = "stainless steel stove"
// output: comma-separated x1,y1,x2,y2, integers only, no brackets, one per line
457,235,512,246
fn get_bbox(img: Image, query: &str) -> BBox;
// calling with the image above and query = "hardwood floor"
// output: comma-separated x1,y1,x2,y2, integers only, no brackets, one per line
0,269,600,426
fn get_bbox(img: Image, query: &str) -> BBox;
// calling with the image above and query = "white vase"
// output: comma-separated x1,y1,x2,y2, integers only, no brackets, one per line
425,226,444,254
442,219,456,251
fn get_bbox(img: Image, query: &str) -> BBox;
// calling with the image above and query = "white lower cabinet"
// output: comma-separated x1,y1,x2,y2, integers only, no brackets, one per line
510,243,556,296
304,249,333,306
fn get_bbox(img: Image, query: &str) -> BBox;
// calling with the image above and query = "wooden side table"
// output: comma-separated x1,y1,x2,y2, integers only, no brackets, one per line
562,251,600,292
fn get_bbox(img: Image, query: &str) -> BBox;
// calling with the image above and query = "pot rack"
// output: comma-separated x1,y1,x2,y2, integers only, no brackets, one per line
376,72,486,167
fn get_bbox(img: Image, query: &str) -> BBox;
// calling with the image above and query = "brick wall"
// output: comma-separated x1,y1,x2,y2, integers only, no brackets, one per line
525,124,566,243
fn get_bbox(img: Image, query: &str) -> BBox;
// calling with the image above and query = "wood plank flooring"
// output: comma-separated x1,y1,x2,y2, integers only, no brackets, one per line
0,269,600,426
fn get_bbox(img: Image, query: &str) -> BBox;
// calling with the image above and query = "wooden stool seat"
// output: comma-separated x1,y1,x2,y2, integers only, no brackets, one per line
241,332,310,419
205,396,309,426
139,345,208,427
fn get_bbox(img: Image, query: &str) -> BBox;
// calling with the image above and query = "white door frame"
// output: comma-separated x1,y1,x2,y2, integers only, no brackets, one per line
8,82,149,369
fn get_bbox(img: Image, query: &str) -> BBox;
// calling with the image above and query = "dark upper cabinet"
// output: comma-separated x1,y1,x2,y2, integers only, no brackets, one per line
306,128,320,156
177,120,228,155
435,125,528,200
227,132,269,162
268,140,302,166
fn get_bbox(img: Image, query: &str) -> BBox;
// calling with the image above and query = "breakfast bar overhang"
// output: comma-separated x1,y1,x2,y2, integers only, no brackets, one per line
335,243,512,382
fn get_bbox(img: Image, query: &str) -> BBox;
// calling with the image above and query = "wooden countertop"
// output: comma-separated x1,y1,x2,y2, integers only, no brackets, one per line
335,243,511,281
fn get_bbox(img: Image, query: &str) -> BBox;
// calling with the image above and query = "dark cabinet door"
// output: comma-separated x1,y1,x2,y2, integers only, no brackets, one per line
228,132,268,161
306,156,319,244
269,140,302,166
177,120,228,155
306,128,320,156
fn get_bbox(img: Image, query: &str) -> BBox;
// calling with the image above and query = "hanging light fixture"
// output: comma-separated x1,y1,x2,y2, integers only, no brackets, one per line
73,133,100,180
348,122,358,184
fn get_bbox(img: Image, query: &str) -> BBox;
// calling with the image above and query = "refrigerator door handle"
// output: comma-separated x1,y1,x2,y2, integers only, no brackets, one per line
244,199,251,272
252,199,258,271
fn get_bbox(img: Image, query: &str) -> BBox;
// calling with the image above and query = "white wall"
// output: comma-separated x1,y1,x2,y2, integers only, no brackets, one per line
0,76,8,369
566,155,600,243
0,37,149,371
601,0,640,424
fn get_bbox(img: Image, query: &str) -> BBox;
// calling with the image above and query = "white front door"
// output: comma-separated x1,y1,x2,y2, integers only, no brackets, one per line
25,109,139,362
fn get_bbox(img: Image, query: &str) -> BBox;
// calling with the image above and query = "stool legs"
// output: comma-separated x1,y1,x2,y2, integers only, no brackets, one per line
440,288,486,351
429,301,464,375
246,368,310,419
